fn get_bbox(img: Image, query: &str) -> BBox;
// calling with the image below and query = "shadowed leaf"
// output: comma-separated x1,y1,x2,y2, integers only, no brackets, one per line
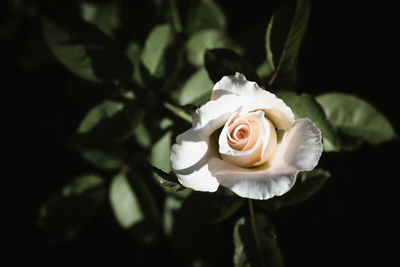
42,18,132,84
205,48,260,84
233,214,284,267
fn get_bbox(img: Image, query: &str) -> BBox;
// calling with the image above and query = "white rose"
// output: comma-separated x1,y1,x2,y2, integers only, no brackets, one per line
170,73,323,200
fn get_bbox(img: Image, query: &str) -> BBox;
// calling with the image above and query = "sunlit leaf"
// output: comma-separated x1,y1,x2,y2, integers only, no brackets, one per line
141,24,175,78
266,0,310,85
276,90,340,151
205,48,261,84
42,18,132,84
185,0,227,34
150,129,173,173
176,67,213,106
233,214,284,267
37,174,106,242
109,172,160,230
186,29,240,67
109,173,144,229
255,169,331,212
316,93,397,145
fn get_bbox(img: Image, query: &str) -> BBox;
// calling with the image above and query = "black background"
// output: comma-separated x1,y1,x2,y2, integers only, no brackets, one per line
4,0,399,266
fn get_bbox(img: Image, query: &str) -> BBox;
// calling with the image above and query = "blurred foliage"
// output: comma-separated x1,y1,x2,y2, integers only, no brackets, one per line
5,0,398,266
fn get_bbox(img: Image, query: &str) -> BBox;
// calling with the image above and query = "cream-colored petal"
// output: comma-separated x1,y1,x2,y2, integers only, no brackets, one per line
211,73,294,130
170,130,219,192
208,118,323,200
170,94,250,192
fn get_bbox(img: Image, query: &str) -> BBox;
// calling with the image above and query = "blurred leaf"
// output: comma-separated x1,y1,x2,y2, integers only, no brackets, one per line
150,129,173,173
77,99,143,144
109,172,143,229
150,166,186,192
276,90,341,152
80,1,121,38
205,48,261,84
186,29,241,67
316,93,397,145
37,174,106,243
141,24,175,78
42,18,132,84
133,121,152,148
185,0,226,34
78,100,124,134
233,214,284,267
257,61,273,80
109,171,160,230
80,148,125,170
266,0,310,85
255,169,331,212
125,41,145,87
175,67,213,106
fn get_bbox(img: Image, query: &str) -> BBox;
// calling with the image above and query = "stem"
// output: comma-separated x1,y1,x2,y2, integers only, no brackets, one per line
248,199,264,266
163,102,193,124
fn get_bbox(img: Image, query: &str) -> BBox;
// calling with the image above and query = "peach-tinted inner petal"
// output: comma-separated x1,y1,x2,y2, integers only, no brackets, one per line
227,119,260,151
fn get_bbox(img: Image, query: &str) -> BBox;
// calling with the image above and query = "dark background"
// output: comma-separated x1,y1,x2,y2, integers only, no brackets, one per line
4,0,399,266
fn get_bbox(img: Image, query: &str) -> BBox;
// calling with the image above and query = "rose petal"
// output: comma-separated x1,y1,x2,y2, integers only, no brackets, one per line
171,94,251,192
211,73,294,130
218,110,267,167
208,118,323,200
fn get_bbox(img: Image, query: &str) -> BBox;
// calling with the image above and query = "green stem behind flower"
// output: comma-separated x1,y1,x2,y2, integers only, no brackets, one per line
248,198,265,267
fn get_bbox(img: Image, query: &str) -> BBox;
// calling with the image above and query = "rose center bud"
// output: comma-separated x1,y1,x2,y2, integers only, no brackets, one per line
218,110,278,168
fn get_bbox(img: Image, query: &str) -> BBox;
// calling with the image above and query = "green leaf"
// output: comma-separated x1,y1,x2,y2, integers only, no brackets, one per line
316,93,397,145
175,67,213,106
141,24,175,78
109,171,160,230
233,214,284,267
77,100,143,144
186,29,241,67
125,41,146,87
185,0,227,34
255,169,331,212
80,1,121,38
150,129,173,173
276,90,340,152
266,0,310,85
80,149,124,170
150,166,186,192
42,18,132,84
257,61,273,80
133,121,152,148
37,174,106,242
205,48,261,84
78,100,124,134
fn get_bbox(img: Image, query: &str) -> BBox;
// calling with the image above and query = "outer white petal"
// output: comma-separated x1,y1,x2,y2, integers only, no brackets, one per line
170,94,250,192
211,73,295,130
207,118,323,200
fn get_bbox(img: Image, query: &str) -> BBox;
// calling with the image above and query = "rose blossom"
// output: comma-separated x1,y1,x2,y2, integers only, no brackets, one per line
170,73,323,200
